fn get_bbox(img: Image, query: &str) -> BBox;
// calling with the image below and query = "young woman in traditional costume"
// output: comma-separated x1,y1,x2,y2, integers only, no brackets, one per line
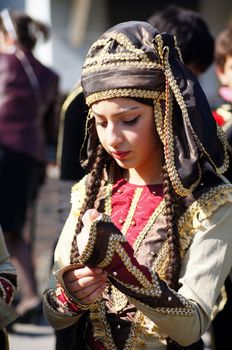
43,21,232,349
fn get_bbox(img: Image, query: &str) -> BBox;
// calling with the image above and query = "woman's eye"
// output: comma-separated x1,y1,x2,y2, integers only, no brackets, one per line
123,116,140,125
96,121,107,127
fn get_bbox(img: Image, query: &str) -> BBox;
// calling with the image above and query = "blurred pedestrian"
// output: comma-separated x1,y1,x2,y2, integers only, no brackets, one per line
147,5,214,77
0,225,18,349
212,26,232,130
0,8,59,321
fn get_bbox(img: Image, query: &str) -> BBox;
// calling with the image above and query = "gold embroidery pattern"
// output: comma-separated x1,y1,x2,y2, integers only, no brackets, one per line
163,52,229,178
152,240,170,280
96,298,141,350
178,185,232,254
83,60,162,75
79,213,111,264
153,92,167,143
155,288,194,315
109,185,145,311
121,187,143,235
111,284,128,312
162,55,202,196
86,88,161,107
154,185,232,280
89,165,195,349
83,32,162,74
71,175,88,216
97,234,127,268
115,245,156,291
134,200,165,253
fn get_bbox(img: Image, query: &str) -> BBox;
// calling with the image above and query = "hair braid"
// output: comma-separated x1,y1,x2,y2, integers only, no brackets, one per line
162,163,181,290
70,144,107,264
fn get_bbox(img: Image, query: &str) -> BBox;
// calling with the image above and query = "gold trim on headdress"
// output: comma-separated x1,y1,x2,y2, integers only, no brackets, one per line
86,88,161,107
82,31,163,80
154,34,229,195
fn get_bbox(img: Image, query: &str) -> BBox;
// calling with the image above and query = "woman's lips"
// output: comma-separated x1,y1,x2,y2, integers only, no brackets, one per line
111,151,130,159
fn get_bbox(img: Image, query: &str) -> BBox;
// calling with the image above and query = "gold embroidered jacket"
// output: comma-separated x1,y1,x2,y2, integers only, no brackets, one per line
43,165,232,349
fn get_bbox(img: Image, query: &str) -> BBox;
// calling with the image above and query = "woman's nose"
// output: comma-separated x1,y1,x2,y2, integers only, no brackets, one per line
106,124,123,148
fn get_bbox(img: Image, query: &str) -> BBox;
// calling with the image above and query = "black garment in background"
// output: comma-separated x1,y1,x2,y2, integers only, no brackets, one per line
0,145,43,236
58,88,87,181
0,329,8,350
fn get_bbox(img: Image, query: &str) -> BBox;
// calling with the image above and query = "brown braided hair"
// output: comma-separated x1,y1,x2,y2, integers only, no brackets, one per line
162,163,181,291
70,144,107,264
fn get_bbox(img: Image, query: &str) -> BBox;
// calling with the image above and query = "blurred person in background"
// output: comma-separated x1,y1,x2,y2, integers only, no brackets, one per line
0,225,18,349
0,8,60,322
147,5,214,77
212,26,232,131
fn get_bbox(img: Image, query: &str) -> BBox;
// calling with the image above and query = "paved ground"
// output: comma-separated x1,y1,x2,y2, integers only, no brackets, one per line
9,325,55,350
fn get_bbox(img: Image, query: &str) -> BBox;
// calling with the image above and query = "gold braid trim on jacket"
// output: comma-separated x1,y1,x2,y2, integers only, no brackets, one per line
153,184,232,281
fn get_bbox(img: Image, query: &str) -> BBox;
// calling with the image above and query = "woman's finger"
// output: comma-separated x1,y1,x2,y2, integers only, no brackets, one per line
73,280,106,301
82,209,101,228
67,274,107,293
64,266,105,283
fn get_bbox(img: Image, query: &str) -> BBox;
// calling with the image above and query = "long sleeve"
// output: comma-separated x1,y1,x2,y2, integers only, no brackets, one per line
77,202,232,346
43,176,88,330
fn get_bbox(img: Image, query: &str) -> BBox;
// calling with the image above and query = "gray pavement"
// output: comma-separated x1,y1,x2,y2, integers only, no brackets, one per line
9,325,55,350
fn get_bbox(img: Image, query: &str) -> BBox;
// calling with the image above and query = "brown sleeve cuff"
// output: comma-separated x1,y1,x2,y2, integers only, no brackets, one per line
78,216,194,315
79,214,126,266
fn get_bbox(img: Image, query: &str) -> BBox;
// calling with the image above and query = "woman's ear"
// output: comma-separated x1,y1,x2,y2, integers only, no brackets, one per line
215,65,228,86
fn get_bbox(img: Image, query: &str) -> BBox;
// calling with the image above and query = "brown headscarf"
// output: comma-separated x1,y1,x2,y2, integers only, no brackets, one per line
81,21,229,197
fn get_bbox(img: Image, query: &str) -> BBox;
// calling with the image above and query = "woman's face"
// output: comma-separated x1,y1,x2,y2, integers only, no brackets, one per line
91,97,163,180
217,55,232,90
0,31,14,52
0,31,6,51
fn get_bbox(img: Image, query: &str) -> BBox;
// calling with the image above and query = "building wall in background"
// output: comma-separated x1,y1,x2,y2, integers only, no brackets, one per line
50,0,108,92
0,0,24,10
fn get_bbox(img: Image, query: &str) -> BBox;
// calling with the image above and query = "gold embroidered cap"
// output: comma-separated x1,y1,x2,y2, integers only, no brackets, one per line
81,21,229,196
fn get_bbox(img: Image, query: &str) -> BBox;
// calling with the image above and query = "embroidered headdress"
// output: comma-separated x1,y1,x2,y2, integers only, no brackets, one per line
81,21,229,196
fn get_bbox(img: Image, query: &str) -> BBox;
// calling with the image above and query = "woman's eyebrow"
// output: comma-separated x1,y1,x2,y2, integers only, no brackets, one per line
92,106,140,117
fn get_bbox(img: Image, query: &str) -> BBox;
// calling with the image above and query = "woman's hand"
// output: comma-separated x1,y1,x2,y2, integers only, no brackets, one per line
76,209,102,255
63,266,107,304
